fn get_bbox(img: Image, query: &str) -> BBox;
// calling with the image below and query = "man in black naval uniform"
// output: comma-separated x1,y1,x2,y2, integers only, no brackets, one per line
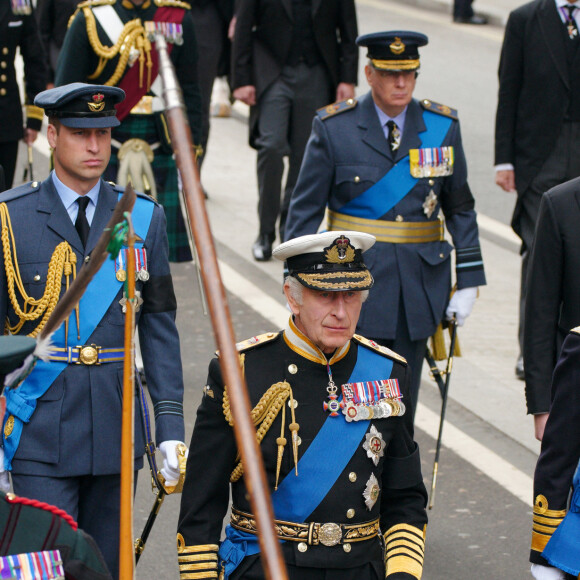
0,336,112,580
529,327,580,580
0,0,47,190
55,0,202,262
177,231,428,580
285,31,486,414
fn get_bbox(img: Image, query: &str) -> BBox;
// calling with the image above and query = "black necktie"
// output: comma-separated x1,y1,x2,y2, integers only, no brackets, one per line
387,120,401,152
565,4,578,39
75,196,91,247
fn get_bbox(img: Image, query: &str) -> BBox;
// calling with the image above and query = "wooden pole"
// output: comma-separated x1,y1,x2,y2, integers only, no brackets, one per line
155,34,288,580
119,215,136,578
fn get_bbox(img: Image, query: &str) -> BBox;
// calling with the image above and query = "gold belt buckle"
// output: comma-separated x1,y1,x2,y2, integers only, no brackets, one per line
77,344,101,365
318,523,342,546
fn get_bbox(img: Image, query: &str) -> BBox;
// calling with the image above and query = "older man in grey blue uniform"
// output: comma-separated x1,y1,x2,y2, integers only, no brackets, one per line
0,83,186,579
285,31,486,412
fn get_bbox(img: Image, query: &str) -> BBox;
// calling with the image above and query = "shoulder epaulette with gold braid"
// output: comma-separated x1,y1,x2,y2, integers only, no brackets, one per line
82,5,152,88
154,0,191,9
420,99,458,120
235,332,279,352
0,203,78,337
571,326,580,336
353,334,407,365
316,97,357,120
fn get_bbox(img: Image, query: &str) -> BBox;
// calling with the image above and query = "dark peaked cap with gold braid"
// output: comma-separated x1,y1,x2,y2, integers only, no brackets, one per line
357,30,428,72
273,231,375,291
35,83,125,128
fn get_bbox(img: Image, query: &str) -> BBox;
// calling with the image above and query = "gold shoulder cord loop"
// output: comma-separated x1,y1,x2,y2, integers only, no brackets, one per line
222,354,300,488
84,7,151,89
0,203,76,337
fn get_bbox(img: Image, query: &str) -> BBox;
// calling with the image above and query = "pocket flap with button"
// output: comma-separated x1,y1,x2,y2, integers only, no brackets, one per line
335,165,382,186
416,242,453,265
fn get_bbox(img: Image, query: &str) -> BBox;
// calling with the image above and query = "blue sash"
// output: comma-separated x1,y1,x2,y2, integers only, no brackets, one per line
337,110,452,219
218,345,394,578
2,195,154,470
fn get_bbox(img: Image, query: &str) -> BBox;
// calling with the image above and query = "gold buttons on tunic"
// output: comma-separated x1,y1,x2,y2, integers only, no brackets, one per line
84,256,91,263
343,543,352,553
346,509,355,519
0,62,6,69
349,472,357,482
346,98,354,105
298,542,308,552
354,176,360,183
439,253,444,259
0,89,6,96
395,215,404,222
1,48,7,55
288,399,298,409
31,182,38,188
33,274,41,281
288,364,298,374
0,75,5,82
429,179,435,186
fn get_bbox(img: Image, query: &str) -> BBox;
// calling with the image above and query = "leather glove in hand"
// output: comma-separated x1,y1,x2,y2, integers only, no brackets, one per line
530,564,565,580
445,287,478,326
159,440,188,485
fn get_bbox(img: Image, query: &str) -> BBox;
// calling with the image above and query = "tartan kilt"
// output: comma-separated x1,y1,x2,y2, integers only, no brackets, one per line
105,114,193,263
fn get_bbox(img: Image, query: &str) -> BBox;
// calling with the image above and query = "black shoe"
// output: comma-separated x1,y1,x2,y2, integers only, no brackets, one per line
515,356,525,381
252,234,273,261
454,14,488,24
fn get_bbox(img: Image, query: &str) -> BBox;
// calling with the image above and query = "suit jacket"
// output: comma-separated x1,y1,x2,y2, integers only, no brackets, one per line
178,327,427,579
530,328,580,567
523,177,580,414
0,177,185,477
285,94,486,342
495,0,580,195
231,0,358,98
0,0,46,143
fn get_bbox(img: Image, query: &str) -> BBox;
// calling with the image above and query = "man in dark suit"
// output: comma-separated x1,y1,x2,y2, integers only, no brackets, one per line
494,0,580,385
0,0,46,190
285,31,486,413
0,84,186,579
231,0,358,261
178,231,428,580
524,178,580,441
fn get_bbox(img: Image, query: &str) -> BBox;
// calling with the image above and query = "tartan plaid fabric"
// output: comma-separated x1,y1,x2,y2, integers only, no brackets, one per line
105,115,193,262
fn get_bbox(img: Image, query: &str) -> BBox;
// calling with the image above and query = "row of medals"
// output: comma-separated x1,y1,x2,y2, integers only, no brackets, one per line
116,268,149,282
343,398,405,422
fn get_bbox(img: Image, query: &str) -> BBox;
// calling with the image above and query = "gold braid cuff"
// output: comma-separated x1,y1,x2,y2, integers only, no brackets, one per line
384,524,425,579
531,495,566,553
1,203,77,337
25,105,44,122
176,535,219,578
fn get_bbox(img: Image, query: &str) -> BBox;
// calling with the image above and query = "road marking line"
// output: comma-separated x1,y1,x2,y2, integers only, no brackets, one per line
416,404,532,505
219,257,532,505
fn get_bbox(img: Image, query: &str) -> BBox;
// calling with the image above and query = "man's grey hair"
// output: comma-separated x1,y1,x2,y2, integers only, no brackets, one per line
284,276,369,304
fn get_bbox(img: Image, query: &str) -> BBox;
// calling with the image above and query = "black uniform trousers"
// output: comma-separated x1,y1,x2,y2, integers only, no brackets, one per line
255,62,332,242
517,121,580,354
454,0,474,18
0,142,19,191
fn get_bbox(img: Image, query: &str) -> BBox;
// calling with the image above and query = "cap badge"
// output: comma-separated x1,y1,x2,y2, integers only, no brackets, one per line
389,37,405,55
324,235,355,263
88,93,105,112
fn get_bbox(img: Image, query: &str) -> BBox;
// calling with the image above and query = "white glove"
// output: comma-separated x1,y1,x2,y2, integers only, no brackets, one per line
445,287,478,326
530,564,566,580
159,440,188,485
0,448,10,493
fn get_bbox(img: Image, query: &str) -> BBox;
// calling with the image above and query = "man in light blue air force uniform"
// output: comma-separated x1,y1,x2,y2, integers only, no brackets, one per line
285,31,486,412
0,83,186,579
